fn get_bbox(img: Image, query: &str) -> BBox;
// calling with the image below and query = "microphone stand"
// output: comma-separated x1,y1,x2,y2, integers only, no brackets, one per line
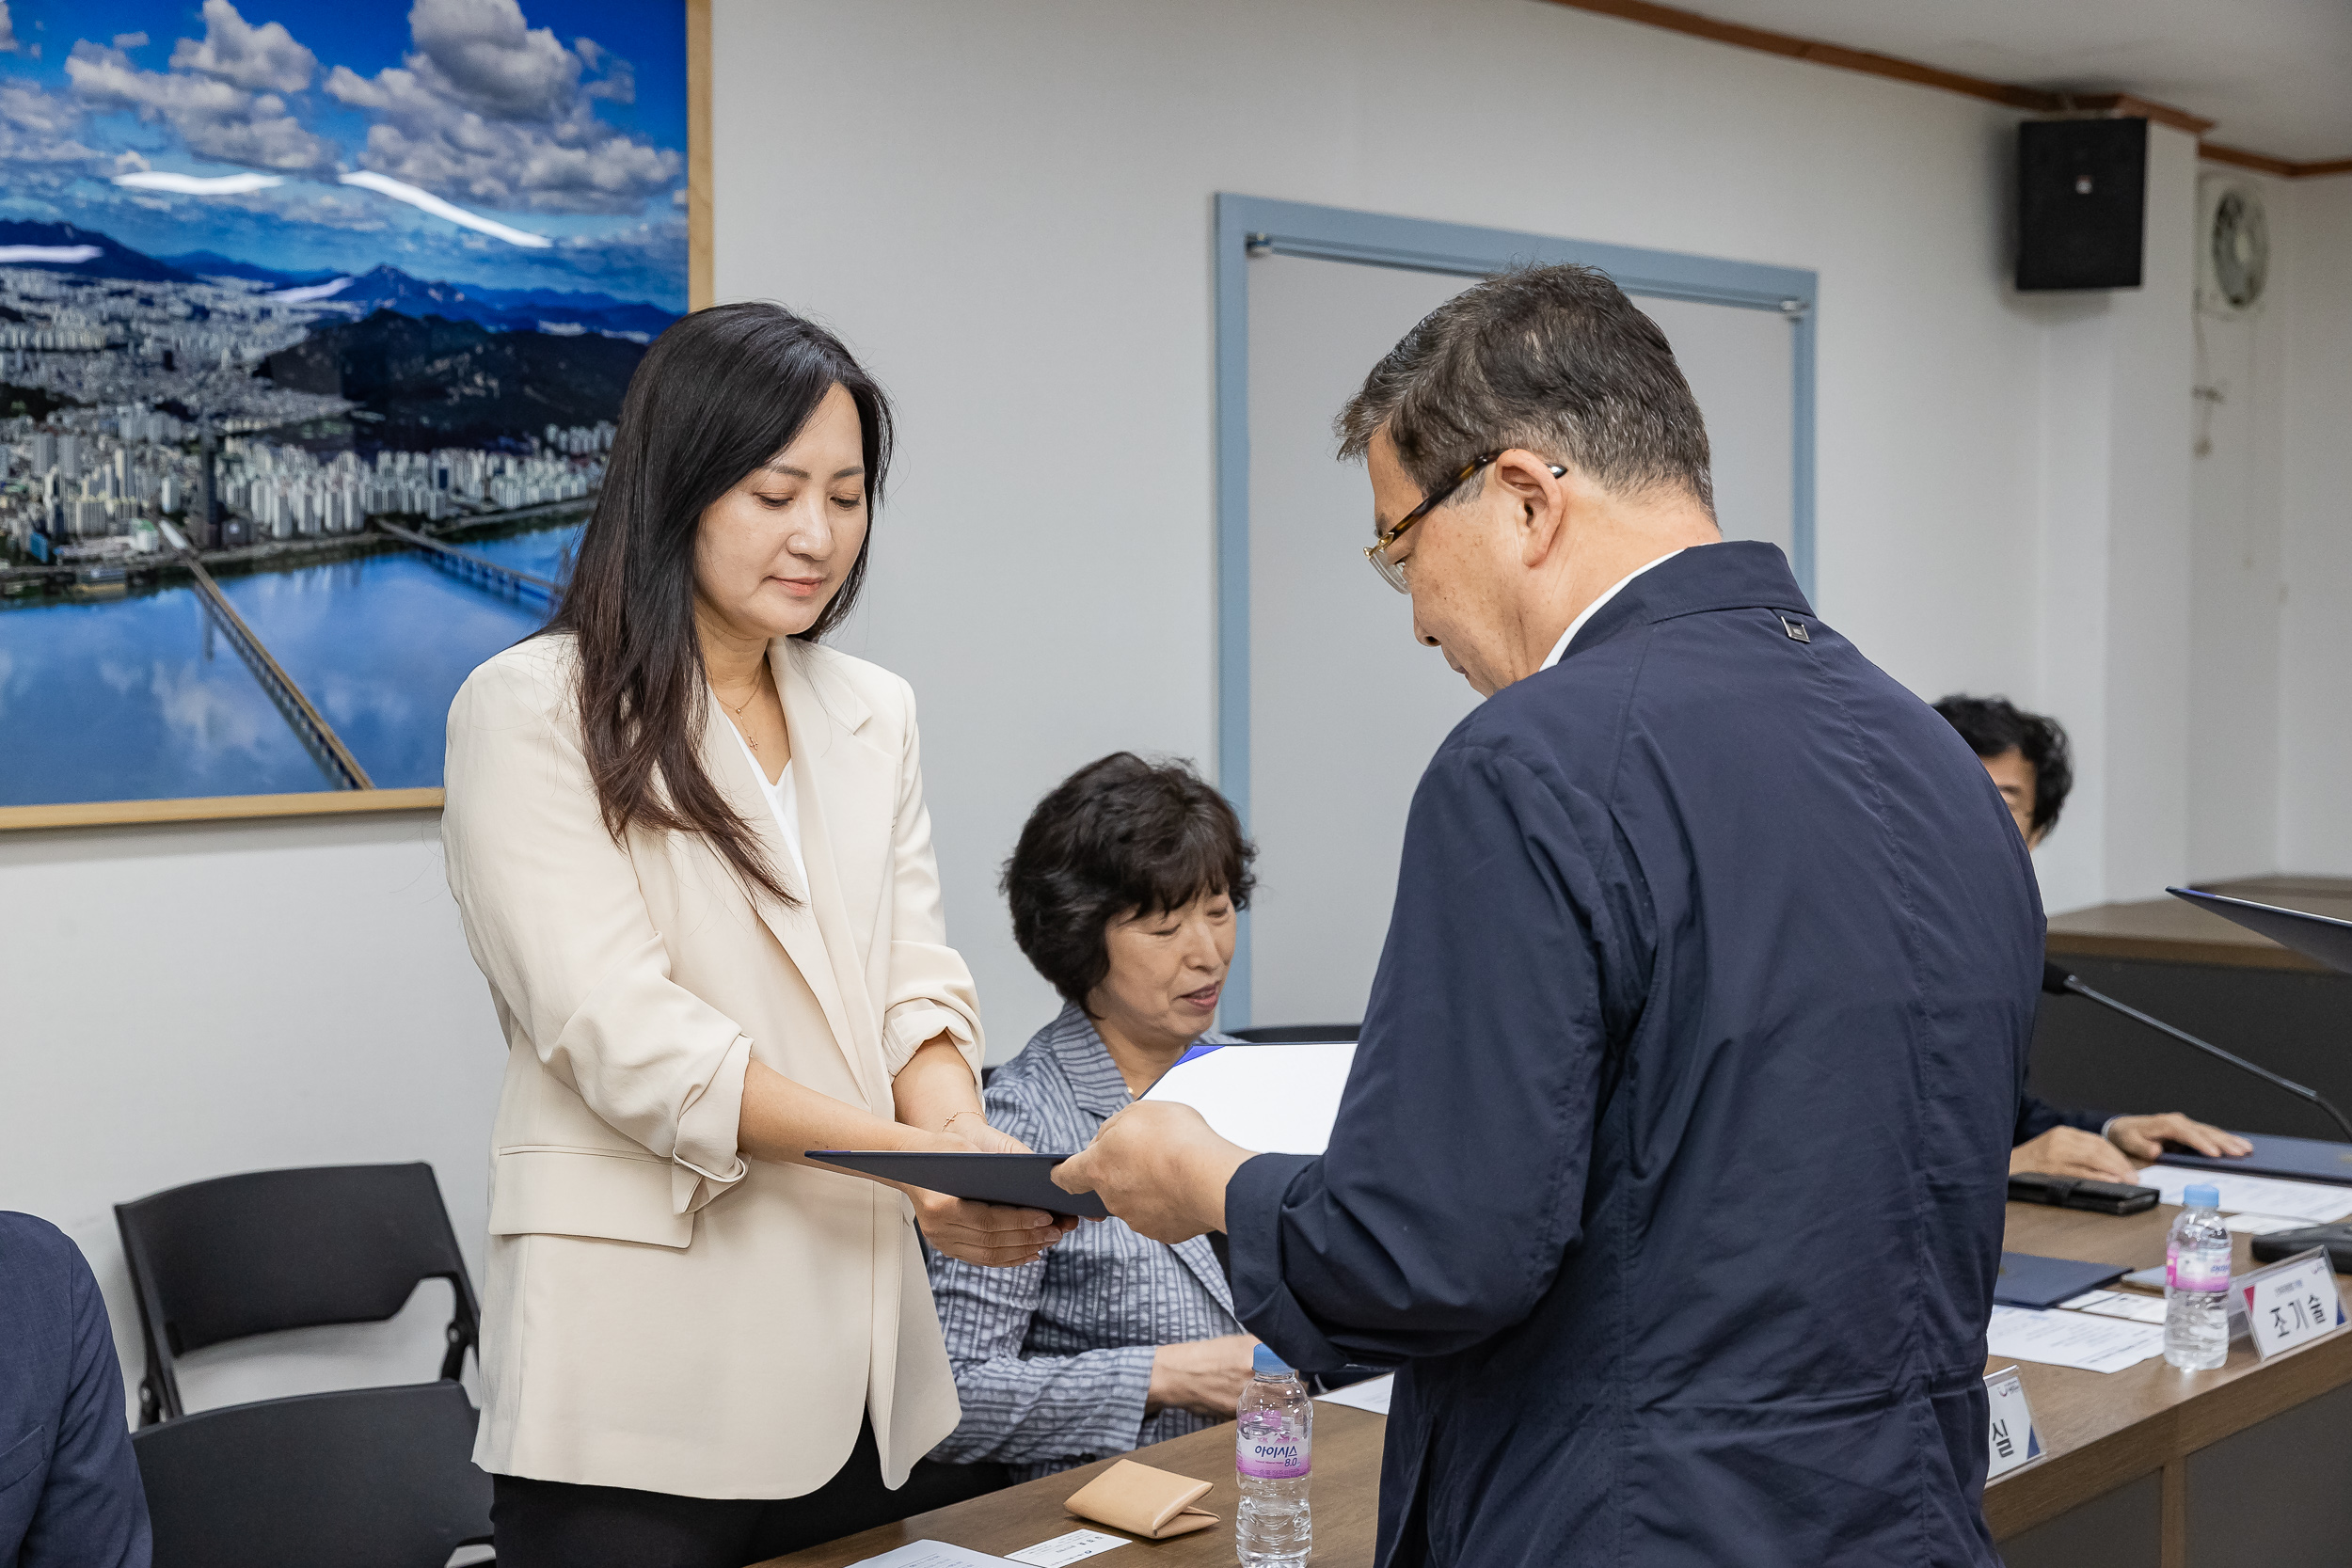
2042,960,2352,1146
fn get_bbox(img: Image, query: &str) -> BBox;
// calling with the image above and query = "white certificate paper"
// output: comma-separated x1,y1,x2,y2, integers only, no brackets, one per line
1141,1041,1356,1154
1986,1305,2167,1374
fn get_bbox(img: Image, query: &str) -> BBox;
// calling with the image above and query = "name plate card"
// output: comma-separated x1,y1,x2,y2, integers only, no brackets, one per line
2239,1246,2347,1361
1983,1367,2042,1480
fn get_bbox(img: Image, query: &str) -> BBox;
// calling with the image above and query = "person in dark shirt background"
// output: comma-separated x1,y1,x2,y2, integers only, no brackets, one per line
0,1212,151,1568
1931,694,2249,1182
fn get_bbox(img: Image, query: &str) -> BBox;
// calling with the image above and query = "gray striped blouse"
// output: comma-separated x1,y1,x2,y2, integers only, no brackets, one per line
925,1004,1243,1481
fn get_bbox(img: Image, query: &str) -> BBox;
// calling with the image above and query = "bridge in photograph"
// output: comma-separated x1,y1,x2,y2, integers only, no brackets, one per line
373,519,560,608
156,522,375,792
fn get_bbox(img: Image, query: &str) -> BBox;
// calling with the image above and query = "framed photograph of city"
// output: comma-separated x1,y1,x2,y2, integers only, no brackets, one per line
0,0,698,825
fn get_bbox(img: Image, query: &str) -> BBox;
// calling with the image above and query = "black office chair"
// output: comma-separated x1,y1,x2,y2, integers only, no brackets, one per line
134,1381,494,1568
114,1162,481,1425
1229,1022,1361,1042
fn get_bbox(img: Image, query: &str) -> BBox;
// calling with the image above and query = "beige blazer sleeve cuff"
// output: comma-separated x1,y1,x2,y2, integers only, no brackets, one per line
882,1000,981,1082
670,1031,753,1214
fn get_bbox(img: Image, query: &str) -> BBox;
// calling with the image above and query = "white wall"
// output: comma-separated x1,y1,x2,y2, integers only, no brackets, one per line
2279,175,2352,875
2026,123,2201,914
713,0,2059,1028
0,811,499,1418
2186,170,2291,884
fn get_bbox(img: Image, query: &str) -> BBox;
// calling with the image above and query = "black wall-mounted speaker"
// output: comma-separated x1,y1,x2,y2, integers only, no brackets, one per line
2017,118,2148,292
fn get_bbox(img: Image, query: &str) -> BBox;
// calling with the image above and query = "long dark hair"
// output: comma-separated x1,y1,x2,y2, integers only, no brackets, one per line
545,302,894,905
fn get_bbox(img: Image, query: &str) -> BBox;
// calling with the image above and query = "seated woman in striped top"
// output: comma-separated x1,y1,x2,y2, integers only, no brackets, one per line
925,752,1259,1481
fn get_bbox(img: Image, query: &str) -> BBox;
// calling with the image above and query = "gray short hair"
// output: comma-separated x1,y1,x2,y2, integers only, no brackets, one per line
1336,263,1714,514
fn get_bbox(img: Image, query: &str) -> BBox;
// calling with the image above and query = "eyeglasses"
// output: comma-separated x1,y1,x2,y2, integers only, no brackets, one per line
1363,452,1567,594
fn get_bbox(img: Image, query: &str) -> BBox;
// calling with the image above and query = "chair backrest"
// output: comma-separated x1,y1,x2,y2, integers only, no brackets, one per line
1228,1022,1362,1043
115,1163,480,1423
134,1381,492,1568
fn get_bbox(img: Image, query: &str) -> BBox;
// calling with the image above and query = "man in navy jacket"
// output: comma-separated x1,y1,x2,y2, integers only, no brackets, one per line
1062,266,2041,1565
1,1213,151,1567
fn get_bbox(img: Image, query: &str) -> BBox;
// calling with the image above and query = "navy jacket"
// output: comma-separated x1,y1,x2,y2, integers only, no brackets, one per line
1227,544,2042,1567
0,1214,151,1568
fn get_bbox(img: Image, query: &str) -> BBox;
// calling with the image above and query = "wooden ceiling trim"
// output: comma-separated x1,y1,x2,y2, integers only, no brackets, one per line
2201,143,2297,178
1540,0,2348,177
2067,92,2214,136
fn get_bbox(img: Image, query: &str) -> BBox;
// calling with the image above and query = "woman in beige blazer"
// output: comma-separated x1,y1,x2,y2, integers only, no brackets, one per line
441,303,1071,1568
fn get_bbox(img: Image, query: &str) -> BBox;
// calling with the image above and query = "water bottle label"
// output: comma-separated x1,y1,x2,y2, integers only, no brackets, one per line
2167,1242,2229,1291
1237,1431,1311,1480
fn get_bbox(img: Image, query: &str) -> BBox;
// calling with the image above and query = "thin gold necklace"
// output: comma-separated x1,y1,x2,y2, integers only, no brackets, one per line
719,665,770,749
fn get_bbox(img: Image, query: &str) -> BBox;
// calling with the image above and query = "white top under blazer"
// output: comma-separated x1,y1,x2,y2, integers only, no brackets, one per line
723,719,810,892
441,632,983,1499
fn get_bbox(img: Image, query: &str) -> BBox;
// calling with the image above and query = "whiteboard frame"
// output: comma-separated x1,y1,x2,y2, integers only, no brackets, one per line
1214,193,1818,1027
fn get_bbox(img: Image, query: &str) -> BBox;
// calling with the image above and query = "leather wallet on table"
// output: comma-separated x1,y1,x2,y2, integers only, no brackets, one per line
2007,1172,2159,1215
1063,1459,1220,1540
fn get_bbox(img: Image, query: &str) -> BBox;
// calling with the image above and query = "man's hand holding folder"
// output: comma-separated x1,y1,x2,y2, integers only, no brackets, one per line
1055,1101,1258,1243
1059,1037,1354,1241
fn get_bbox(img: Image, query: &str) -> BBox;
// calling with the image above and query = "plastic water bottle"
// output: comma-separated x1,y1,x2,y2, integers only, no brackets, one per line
2164,1182,2232,1370
1235,1344,1311,1567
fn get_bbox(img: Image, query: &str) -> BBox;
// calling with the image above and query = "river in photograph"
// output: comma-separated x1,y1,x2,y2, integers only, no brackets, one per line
458,524,584,585
0,520,583,806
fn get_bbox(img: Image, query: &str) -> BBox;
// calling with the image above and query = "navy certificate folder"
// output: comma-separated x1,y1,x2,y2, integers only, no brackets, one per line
803,1150,1109,1219
1994,1251,2128,1309
2157,1132,2352,1188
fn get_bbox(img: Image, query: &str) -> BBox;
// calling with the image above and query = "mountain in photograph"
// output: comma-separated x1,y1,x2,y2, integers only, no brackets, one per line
261,309,649,447
154,251,343,290
329,266,676,338
0,220,194,283
1,222,675,338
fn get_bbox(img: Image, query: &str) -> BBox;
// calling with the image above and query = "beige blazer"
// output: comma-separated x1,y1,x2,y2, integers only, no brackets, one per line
440,632,983,1500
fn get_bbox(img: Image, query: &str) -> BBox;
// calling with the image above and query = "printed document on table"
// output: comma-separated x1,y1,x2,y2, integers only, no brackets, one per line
2058,1289,2168,1325
1315,1374,1393,1415
1140,1041,1355,1154
1007,1530,1129,1566
2135,1170,2352,1224
1985,1305,2167,1374
846,1542,1020,1567
2226,1212,2323,1236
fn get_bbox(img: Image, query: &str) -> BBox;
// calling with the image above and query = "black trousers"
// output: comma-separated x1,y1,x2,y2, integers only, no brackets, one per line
490,1421,1009,1568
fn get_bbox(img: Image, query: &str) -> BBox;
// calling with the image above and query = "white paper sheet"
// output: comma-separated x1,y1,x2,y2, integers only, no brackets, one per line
2226,1212,2322,1236
2057,1289,2169,1324
2135,1170,2352,1224
1006,1529,1130,1566
1141,1042,1356,1154
847,1542,1021,1568
1985,1305,2168,1373
1315,1373,1393,1415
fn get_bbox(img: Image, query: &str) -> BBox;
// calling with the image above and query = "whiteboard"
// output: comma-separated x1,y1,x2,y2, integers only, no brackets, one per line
1243,253,1796,1028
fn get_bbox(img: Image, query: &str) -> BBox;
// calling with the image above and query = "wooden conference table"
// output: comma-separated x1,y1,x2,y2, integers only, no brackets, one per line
2045,874,2352,974
753,1403,1389,1568
755,1202,2351,1568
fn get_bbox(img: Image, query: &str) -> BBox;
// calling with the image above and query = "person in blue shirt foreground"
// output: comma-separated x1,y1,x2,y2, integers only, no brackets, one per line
1059,264,2042,1566
0,1212,151,1568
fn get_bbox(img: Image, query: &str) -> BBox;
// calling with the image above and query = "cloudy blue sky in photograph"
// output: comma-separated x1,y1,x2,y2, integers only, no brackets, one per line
0,0,686,307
